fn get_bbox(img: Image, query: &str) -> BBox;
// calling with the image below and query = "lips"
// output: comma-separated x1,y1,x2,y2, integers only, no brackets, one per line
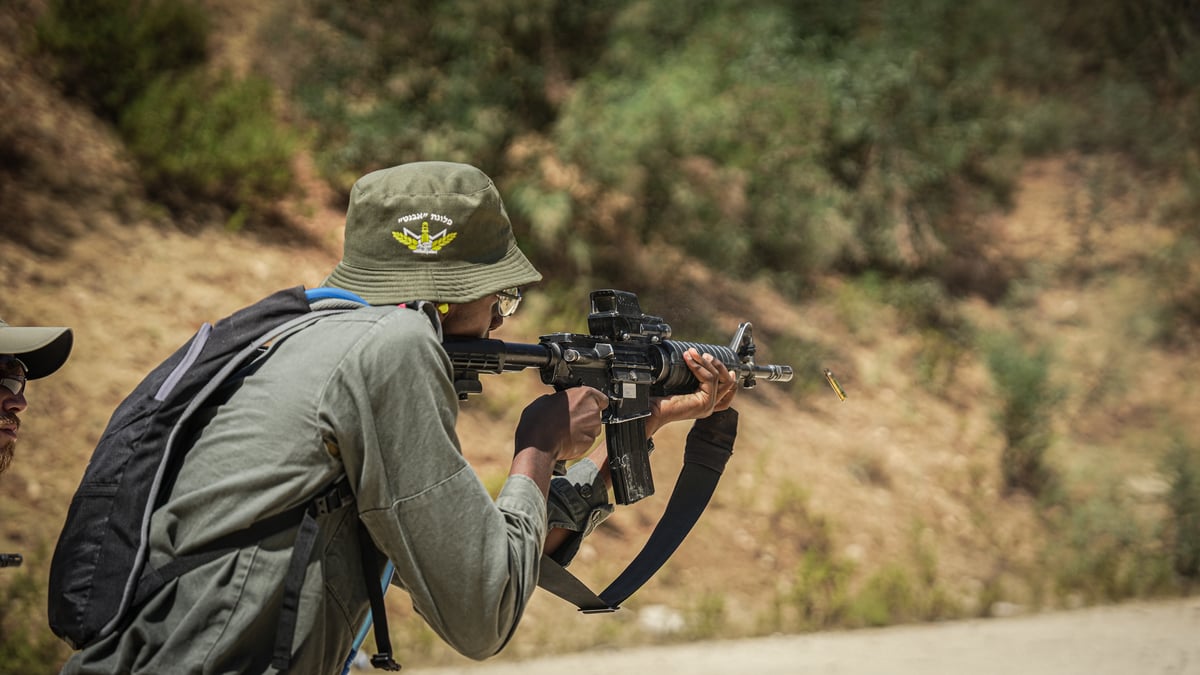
0,415,19,439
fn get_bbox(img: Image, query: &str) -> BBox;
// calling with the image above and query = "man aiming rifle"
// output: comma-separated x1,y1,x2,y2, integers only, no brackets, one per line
54,161,746,674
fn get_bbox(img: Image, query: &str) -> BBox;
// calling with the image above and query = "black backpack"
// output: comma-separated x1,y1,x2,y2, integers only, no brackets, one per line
48,286,400,671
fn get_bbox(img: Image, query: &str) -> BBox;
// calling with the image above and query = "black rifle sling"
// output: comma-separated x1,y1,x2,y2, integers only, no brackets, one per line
537,409,738,612
537,461,722,612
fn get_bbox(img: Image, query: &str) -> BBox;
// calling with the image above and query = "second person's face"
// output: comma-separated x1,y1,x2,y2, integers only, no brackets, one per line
440,295,504,338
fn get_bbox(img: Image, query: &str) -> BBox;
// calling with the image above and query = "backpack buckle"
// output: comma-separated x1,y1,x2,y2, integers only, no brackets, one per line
370,652,402,671
310,479,353,516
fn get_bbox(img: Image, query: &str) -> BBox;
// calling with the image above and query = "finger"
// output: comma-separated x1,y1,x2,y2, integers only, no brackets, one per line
708,365,737,411
686,353,723,399
687,349,720,379
565,386,608,414
720,364,737,393
708,356,732,385
589,386,609,407
715,375,738,410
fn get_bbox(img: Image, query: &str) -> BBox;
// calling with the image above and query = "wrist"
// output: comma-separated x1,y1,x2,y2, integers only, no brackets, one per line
514,428,562,458
511,445,559,497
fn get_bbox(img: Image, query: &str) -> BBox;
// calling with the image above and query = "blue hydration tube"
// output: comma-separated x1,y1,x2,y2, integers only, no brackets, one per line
341,561,396,674
305,287,369,305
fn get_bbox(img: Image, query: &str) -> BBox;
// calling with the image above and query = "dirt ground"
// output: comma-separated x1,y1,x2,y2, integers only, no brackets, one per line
407,598,1200,675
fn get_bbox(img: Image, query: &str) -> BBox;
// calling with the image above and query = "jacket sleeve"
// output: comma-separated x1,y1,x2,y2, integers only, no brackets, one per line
324,308,547,660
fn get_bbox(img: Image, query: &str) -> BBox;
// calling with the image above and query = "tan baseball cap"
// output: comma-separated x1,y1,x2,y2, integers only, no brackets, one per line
322,161,542,305
0,318,73,379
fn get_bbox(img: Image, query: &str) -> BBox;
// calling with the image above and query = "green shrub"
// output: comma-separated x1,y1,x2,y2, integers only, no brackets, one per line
847,523,957,626
37,0,297,222
848,564,916,627
983,334,1060,496
275,0,619,192
880,278,976,390
684,592,728,640
768,481,855,630
0,562,71,675
549,0,1026,296
119,70,298,217
1151,233,1200,345
785,548,854,630
1047,483,1175,602
36,0,208,121
1162,437,1200,579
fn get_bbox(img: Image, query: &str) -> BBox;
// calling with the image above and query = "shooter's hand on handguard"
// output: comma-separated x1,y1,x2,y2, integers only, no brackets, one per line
645,347,739,437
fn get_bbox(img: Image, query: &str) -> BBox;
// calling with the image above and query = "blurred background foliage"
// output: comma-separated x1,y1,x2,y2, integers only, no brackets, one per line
26,0,1200,546
29,0,1200,304
259,0,1198,303
36,0,299,223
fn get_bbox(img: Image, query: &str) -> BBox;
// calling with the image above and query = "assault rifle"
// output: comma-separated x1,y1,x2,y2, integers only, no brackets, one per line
443,289,793,505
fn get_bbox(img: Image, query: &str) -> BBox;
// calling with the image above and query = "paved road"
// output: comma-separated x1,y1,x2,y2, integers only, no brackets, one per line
408,598,1200,675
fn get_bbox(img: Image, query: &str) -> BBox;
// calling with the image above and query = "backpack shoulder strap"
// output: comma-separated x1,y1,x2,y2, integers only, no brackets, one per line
110,305,350,637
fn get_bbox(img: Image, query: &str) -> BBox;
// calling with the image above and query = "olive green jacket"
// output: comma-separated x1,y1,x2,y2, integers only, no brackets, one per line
61,304,609,675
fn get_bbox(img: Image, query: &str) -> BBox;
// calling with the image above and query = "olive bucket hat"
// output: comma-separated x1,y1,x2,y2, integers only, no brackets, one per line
0,318,72,379
322,161,543,305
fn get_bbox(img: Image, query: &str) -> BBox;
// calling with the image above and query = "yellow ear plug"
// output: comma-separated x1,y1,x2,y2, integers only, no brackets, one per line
437,303,450,315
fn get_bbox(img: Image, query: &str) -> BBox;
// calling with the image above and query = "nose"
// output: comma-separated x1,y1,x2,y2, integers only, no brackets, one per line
2,390,27,414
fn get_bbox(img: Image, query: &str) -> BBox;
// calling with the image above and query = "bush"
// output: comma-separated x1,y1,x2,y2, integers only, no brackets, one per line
551,0,1024,295
1151,233,1200,344
37,0,297,223
276,0,618,192
1046,483,1175,602
849,564,917,627
119,70,299,217
984,333,1060,496
1162,437,1200,579
785,548,854,630
36,0,208,121
0,562,71,674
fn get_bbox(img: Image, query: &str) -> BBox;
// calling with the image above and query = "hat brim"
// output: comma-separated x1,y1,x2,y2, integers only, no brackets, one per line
322,241,543,306
0,326,73,379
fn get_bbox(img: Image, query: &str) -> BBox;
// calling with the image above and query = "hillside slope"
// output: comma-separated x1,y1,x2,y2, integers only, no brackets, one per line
2,6,1196,671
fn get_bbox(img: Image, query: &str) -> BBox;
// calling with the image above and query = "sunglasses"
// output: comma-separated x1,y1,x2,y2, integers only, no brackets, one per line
0,356,27,397
496,288,522,318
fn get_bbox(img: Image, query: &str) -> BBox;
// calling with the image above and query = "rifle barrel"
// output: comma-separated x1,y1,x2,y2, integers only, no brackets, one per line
747,363,794,382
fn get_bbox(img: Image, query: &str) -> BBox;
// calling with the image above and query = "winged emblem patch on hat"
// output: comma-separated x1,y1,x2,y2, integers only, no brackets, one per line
392,219,457,255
